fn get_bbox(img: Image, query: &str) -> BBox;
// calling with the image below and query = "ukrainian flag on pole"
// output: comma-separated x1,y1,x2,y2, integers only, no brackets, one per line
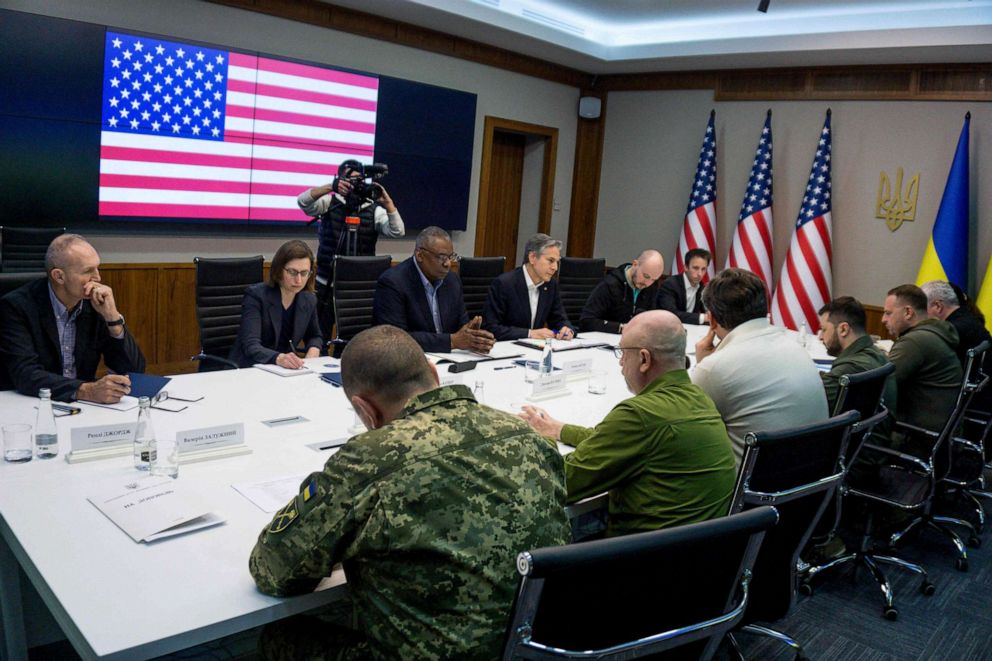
915,112,970,290
977,257,992,333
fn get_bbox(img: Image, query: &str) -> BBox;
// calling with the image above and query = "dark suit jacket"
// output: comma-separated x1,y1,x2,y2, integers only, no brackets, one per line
372,257,469,353
229,283,323,368
656,275,706,324
0,278,146,401
482,268,573,341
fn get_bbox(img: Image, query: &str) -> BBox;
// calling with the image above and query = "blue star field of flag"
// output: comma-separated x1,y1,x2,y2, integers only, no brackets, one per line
739,113,773,221
100,31,230,141
797,114,832,227
687,113,717,214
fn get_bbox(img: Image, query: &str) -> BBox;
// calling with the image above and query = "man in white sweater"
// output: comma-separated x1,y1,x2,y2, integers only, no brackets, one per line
691,268,828,463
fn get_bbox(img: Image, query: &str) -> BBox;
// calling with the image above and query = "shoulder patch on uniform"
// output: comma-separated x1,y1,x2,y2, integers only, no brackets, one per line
268,498,299,534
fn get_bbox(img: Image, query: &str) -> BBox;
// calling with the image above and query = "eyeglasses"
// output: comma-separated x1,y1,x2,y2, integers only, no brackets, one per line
285,268,312,279
612,346,648,359
419,247,460,264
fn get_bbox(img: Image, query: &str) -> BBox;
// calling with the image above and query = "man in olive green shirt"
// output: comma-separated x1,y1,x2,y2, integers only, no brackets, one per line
818,296,896,415
520,310,737,537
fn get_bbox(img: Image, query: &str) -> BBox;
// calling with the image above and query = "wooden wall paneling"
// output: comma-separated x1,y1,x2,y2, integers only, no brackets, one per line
566,92,607,258
158,265,200,375
97,264,158,369
206,0,591,87
863,304,893,341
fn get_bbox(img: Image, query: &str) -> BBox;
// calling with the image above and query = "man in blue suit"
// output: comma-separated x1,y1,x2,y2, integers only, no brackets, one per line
372,227,495,354
483,234,575,341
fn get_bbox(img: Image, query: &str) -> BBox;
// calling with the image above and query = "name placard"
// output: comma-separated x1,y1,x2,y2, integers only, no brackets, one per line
532,372,567,397
438,373,461,387
70,423,135,453
176,423,244,453
562,358,593,376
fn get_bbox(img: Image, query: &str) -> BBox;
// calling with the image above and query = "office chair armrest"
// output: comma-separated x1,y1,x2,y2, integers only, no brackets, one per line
861,442,931,472
893,421,939,439
951,436,983,456
190,352,240,370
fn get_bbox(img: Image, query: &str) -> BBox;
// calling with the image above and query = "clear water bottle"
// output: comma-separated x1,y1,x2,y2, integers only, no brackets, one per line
798,321,809,348
540,340,554,377
133,396,156,471
150,428,179,480
35,388,59,459
473,380,485,404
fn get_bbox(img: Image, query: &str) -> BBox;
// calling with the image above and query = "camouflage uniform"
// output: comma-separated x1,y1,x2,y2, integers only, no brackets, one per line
250,384,570,660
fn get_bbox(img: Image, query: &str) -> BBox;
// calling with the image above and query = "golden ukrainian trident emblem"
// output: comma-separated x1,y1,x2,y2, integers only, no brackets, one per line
875,167,920,232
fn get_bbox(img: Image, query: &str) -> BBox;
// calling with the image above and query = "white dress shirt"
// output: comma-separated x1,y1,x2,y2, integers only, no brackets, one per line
691,317,829,463
522,266,543,329
683,274,705,325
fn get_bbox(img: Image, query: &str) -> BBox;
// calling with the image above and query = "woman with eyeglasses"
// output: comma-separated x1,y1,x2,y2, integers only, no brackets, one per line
230,240,323,369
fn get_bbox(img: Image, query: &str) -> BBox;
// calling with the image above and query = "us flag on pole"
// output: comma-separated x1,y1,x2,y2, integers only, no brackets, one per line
98,31,379,222
672,111,717,281
726,110,774,288
771,110,833,332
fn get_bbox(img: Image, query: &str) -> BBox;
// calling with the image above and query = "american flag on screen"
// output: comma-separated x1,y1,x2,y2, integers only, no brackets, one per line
98,31,379,222
771,110,833,332
672,111,717,281
726,110,774,288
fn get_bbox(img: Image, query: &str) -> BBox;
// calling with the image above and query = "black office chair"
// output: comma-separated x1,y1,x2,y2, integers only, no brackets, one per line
940,340,992,532
502,506,778,661
799,363,935,620
330,255,392,354
851,340,989,572
191,255,264,371
557,257,605,325
726,410,859,660
458,256,505,319
0,271,45,299
1,226,65,272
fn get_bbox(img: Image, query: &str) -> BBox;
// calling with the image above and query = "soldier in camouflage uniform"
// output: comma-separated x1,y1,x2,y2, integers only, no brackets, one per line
250,325,570,660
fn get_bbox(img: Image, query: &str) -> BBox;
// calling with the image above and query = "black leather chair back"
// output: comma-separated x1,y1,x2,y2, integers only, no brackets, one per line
0,272,45,299
557,257,605,324
503,507,778,661
193,256,264,371
833,361,896,464
458,256,505,319
1,227,65,272
333,255,392,344
730,410,859,624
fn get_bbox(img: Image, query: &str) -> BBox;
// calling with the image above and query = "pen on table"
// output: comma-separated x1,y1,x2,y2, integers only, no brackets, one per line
493,365,518,371
267,415,303,424
53,404,82,415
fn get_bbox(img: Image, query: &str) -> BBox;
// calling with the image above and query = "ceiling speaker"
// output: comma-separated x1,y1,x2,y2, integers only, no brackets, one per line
578,96,601,119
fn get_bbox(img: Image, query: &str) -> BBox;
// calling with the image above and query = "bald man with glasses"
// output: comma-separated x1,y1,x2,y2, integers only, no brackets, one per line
519,310,735,538
372,226,495,353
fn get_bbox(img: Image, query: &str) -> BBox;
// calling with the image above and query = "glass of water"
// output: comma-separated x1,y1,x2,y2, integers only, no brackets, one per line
3,424,33,463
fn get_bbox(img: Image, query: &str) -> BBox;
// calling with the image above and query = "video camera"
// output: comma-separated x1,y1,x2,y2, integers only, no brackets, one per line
336,160,389,207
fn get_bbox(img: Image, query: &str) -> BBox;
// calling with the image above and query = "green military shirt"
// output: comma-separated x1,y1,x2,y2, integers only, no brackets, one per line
249,385,570,660
889,318,962,432
559,369,737,537
821,334,897,415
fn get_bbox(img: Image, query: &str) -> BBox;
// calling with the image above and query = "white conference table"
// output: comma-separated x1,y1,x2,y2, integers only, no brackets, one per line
0,333,633,661
0,327,829,660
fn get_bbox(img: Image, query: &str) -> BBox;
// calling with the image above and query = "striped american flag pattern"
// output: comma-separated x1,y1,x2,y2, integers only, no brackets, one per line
98,31,378,222
672,111,717,281
771,110,833,332
726,110,774,288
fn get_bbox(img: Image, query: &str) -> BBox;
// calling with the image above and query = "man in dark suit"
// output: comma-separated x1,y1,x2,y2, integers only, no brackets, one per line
0,234,145,402
482,233,575,341
372,227,495,353
657,248,710,325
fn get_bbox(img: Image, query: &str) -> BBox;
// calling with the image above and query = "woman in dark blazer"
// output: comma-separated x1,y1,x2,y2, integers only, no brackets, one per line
230,240,323,368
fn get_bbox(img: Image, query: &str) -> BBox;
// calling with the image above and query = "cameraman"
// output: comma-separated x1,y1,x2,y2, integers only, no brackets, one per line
297,160,404,343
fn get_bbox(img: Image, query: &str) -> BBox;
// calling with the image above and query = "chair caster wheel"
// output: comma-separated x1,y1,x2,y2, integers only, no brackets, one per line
798,582,814,597
921,581,935,596
884,606,898,621
967,535,982,549
956,558,969,572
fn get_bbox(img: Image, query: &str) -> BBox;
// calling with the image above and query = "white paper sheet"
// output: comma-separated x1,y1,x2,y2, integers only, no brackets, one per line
232,475,307,513
87,477,223,543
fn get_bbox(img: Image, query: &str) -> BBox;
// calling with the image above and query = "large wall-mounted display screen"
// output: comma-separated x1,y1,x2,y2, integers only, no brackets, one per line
0,10,476,232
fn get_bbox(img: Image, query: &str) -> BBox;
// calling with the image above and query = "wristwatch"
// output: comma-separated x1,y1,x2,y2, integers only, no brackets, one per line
106,315,125,327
